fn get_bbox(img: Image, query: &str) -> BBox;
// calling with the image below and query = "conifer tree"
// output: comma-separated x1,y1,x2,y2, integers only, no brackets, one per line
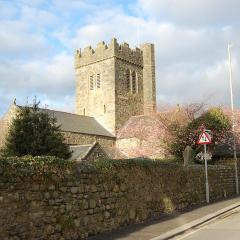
3,101,71,159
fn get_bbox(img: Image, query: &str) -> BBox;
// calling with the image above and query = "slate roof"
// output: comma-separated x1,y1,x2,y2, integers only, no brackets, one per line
45,109,115,137
69,144,94,160
16,105,115,138
69,142,110,160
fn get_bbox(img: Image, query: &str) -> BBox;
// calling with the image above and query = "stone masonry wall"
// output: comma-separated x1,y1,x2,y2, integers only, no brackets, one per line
62,131,115,147
0,119,8,148
140,43,157,114
115,58,144,131
75,58,116,134
0,125,115,150
0,104,18,149
0,159,237,240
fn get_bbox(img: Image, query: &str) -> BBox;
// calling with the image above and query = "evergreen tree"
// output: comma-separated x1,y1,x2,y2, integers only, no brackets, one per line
3,101,71,159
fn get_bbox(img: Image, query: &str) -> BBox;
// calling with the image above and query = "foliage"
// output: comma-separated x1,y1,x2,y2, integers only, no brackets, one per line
0,156,75,178
2,101,71,159
167,107,231,158
0,155,68,166
92,158,179,172
56,215,75,230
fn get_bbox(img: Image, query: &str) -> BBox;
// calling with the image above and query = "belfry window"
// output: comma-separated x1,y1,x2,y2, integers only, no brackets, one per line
132,71,137,94
89,75,94,90
97,73,101,88
126,69,130,92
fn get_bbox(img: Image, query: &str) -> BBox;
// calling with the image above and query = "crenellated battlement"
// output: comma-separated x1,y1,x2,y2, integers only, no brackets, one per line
75,38,143,68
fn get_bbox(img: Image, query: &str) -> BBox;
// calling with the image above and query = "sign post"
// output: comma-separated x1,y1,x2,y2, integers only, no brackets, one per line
204,144,209,203
197,129,212,203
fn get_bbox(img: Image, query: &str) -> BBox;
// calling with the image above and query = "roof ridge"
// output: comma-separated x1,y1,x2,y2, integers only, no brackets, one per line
130,113,160,118
70,144,93,147
45,108,95,119
16,104,95,119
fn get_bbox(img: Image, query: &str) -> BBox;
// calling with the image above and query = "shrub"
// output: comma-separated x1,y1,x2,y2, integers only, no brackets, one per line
167,107,231,158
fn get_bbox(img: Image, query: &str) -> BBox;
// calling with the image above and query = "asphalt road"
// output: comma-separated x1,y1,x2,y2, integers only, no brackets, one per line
90,198,240,240
173,207,240,240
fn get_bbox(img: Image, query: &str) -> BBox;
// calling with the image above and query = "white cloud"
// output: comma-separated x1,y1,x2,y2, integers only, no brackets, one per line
0,19,50,56
56,7,240,108
0,52,74,93
1,0,240,117
16,0,47,8
0,1,18,19
138,0,240,27
0,52,75,114
20,5,59,29
158,57,240,107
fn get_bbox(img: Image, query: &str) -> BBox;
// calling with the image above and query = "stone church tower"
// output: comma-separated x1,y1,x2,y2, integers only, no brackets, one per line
75,38,156,135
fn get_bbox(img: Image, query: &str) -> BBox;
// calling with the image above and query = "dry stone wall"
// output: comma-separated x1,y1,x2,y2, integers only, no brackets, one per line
0,159,237,240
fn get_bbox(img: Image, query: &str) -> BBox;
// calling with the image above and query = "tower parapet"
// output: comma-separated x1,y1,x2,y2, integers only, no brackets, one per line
75,38,143,69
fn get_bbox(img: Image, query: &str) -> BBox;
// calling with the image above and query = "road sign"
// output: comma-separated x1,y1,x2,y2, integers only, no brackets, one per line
196,130,211,203
197,132,212,145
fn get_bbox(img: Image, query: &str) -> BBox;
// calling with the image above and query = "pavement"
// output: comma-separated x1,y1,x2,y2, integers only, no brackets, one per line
170,206,240,240
90,197,240,240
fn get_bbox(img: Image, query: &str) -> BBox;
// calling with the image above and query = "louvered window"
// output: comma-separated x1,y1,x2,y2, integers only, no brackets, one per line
97,73,101,88
126,69,130,92
90,75,94,90
132,71,136,94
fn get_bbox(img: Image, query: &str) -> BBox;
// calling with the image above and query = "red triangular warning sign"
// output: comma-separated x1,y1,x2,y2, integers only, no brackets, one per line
197,132,212,145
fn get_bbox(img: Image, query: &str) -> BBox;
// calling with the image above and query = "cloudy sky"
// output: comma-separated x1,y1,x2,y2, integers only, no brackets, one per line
1,0,240,116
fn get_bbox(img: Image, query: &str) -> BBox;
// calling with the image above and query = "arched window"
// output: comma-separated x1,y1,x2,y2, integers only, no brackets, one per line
132,71,137,94
126,69,130,92
104,104,106,114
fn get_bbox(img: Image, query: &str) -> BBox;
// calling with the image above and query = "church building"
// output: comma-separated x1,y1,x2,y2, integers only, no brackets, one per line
0,38,160,160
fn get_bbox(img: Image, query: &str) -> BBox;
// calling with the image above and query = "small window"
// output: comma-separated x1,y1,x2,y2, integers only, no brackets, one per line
132,71,136,94
83,108,85,115
97,74,101,88
126,69,130,92
104,105,106,114
90,75,94,90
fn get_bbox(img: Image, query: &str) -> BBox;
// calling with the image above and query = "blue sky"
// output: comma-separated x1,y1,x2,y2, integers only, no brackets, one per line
1,0,240,116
